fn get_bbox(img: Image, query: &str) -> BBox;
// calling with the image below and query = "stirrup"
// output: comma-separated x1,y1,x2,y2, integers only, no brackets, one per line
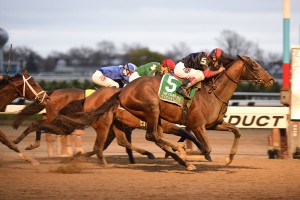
176,88,191,100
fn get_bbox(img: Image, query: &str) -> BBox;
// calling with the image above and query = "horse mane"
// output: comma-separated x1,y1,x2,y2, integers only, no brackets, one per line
42,91,122,135
12,101,46,129
0,74,22,90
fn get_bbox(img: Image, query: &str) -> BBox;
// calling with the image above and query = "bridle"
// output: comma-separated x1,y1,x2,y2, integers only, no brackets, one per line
208,56,263,104
8,75,47,103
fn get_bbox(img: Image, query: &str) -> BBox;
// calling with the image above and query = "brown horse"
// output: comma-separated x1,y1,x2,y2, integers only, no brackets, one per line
13,88,85,152
46,55,274,171
0,69,48,163
14,87,208,164
62,87,208,164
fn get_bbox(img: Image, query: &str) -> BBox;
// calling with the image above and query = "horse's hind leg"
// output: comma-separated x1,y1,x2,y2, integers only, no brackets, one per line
214,121,241,165
124,128,135,164
92,113,116,165
112,124,155,161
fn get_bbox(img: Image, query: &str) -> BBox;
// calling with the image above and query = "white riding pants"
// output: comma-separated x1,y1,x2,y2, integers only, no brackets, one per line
92,70,119,88
129,71,141,82
174,62,205,82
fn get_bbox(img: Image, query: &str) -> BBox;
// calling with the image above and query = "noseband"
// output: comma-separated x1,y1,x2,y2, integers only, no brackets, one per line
22,75,47,103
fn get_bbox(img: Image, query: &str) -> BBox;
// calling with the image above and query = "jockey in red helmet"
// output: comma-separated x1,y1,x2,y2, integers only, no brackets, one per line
174,48,228,100
129,59,175,82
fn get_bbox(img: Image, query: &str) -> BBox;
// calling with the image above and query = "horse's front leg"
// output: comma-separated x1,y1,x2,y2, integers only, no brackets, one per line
146,123,196,171
163,122,211,161
190,124,212,161
214,121,241,165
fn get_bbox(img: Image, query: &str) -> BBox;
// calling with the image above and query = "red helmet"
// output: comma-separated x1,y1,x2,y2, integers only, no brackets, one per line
210,48,224,60
161,59,175,70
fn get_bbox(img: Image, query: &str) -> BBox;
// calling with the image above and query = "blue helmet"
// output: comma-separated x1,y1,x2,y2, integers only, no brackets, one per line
126,63,137,73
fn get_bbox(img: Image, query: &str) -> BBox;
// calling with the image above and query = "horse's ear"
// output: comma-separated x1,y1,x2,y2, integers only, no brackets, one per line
237,55,244,60
23,69,29,76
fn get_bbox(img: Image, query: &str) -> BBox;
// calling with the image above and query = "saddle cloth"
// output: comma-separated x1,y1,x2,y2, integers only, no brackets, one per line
158,74,197,107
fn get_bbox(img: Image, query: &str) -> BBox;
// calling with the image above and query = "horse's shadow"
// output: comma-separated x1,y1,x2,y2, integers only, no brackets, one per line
84,155,260,174
1,155,260,174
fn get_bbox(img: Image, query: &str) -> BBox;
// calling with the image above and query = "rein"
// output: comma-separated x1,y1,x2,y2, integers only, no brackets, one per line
207,56,262,104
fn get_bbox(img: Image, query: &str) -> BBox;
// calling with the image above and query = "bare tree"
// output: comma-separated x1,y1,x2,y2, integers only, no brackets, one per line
92,41,117,66
68,46,94,66
215,30,262,58
165,42,191,62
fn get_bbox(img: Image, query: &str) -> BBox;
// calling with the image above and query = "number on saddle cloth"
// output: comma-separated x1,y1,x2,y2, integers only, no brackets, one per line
158,74,198,107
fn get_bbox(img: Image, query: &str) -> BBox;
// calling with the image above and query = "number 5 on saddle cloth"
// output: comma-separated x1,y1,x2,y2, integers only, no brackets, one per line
158,74,199,108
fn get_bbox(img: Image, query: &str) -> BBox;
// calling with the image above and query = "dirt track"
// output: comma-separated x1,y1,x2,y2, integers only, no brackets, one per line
0,126,300,200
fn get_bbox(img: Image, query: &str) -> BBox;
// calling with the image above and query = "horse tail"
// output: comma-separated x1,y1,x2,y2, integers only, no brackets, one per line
41,91,121,135
12,102,46,129
58,98,85,117
89,91,121,121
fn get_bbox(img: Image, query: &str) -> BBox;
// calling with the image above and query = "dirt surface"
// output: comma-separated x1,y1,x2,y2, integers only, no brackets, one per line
0,126,300,200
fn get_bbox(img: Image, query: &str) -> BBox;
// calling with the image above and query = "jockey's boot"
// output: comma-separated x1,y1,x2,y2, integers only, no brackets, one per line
176,80,192,100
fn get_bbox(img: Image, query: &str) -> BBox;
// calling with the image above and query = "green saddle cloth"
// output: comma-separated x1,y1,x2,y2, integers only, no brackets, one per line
158,74,197,107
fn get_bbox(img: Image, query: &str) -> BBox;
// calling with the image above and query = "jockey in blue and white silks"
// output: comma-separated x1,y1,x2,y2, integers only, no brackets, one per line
92,63,137,88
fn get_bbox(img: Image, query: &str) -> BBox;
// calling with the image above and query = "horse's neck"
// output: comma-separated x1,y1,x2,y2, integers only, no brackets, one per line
0,85,20,110
212,63,243,103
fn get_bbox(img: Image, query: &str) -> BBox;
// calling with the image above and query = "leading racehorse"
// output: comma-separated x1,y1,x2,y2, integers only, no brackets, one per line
40,56,274,170
0,70,48,164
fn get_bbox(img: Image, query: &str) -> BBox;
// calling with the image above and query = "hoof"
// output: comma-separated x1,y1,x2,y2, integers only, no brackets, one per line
74,151,83,157
25,144,39,150
186,164,196,171
164,153,170,158
147,153,156,159
225,157,233,166
18,152,40,165
205,154,212,162
30,158,40,166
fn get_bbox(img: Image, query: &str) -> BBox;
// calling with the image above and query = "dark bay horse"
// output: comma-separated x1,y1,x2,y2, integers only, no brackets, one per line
0,70,48,163
14,87,207,164
47,55,274,171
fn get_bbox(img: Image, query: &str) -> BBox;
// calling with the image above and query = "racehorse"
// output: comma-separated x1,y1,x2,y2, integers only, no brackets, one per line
0,70,48,163
44,55,274,171
13,87,208,164
13,88,85,155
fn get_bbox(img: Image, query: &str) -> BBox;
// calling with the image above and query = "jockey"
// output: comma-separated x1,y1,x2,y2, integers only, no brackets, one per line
174,48,229,100
92,63,137,88
129,59,175,82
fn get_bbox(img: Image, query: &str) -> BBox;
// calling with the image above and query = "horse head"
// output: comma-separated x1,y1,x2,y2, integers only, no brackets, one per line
20,70,49,103
237,55,274,87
